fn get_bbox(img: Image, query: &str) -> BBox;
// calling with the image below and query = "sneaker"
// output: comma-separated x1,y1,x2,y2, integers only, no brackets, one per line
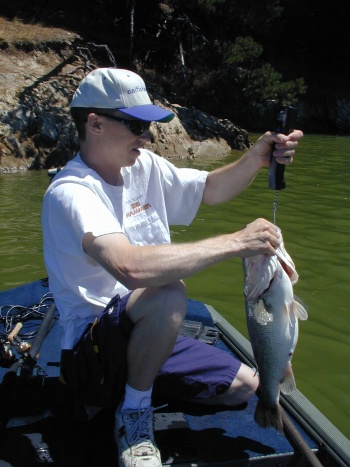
115,399,162,467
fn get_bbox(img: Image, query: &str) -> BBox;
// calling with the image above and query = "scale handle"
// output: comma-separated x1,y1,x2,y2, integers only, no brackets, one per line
268,106,296,190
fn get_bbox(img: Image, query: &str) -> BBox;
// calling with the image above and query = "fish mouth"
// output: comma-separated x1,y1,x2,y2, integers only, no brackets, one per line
275,244,298,284
278,256,294,280
255,256,294,298
274,227,298,283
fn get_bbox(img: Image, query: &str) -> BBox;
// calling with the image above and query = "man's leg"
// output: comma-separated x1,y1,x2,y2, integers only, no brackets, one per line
126,281,187,391
153,335,259,408
116,281,187,467
188,363,259,407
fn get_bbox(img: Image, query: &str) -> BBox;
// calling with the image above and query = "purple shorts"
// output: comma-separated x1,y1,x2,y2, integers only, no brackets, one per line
60,294,241,409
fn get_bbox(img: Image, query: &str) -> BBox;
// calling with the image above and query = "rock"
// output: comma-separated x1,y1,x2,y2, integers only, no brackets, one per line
39,114,60,145
0,20,251,173
145,103,250,159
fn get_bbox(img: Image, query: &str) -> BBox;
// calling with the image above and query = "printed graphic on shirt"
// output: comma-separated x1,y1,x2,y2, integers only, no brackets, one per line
123,194,170,246
126,201,151,219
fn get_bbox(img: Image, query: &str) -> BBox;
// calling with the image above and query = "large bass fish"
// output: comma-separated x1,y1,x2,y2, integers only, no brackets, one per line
243,229,308,433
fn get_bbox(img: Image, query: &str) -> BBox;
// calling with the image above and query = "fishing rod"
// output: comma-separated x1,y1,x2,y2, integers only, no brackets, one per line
281,407,324,467
268,105,296,224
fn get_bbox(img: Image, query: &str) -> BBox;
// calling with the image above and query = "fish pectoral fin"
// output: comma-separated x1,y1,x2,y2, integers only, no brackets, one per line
280,362,297,395
293,295,308,321
253,299,273,325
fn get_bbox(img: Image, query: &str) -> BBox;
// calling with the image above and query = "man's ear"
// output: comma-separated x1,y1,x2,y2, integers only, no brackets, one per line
87,113,102,134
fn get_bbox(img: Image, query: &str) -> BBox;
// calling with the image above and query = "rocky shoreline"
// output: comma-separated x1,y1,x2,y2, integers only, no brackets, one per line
0,18,251,173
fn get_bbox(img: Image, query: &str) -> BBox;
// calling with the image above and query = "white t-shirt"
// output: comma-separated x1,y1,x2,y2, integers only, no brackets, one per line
42,149,208,349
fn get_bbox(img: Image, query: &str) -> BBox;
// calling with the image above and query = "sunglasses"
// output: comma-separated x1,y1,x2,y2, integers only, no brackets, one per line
97,113,151,136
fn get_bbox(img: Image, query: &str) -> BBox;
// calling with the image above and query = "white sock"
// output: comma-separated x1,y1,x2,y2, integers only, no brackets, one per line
122,384,153,411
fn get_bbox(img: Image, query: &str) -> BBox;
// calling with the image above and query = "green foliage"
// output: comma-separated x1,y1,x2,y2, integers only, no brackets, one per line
225,36,307,108
246,64,306,106
196,0,225,12
188,34,306,128
226,37,263,66
1,0,348,132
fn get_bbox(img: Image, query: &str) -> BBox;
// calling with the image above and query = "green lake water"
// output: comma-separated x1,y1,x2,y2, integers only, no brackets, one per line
0,134,349,438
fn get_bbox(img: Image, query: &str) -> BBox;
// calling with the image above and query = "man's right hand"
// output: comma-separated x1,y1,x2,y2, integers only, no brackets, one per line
231,218,281,258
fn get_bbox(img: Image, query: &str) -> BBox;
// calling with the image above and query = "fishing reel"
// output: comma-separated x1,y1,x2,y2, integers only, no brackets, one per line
1,302,56,384
1,324,29,367
0,339,16,368
1,322,45,384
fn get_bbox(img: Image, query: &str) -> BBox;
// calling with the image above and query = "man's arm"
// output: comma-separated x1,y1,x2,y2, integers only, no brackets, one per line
203,130,303,205
82,218,280,290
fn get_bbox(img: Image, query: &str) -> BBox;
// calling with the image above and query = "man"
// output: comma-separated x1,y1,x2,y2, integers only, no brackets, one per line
42,67,303,467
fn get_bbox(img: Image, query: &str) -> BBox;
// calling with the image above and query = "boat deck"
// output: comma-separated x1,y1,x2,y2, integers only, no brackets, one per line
0,280,344,466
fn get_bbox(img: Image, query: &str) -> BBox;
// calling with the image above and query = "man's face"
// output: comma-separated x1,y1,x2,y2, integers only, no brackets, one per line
94,112,152,168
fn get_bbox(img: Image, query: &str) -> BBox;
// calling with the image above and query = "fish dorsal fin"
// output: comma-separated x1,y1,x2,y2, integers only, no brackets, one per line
280,362,297,395
253,299,273,325
292,295,308,321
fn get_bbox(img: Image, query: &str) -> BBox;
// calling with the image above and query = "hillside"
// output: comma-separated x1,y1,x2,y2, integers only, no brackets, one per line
0,17,79,109
0,17,250,172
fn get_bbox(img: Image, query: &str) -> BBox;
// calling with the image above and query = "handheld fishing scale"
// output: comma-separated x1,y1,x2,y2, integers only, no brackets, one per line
268,106,296,224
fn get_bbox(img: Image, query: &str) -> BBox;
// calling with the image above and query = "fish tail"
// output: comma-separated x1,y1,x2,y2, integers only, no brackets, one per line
254,399,284,435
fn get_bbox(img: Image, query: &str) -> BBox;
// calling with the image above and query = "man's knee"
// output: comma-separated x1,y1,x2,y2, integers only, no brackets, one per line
157,280,187,306
212,363,259,407
156,281,187,326
127,281,187,325
226,364,259,406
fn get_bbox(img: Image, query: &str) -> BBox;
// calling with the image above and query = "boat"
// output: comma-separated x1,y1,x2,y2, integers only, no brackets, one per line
1,278,349,466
